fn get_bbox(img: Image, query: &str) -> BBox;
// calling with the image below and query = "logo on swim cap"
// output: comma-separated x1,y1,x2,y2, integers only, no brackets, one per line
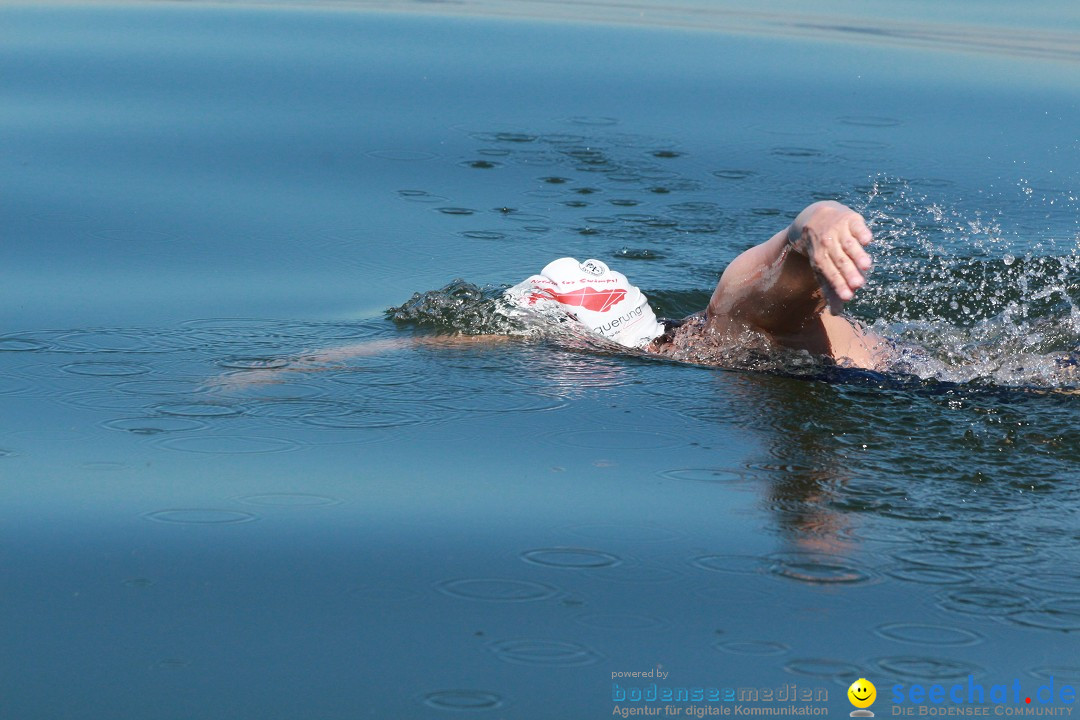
579,259,608,276
535,286,627,313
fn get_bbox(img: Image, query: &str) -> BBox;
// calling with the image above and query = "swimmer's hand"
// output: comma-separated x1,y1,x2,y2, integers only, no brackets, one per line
787,201,873,315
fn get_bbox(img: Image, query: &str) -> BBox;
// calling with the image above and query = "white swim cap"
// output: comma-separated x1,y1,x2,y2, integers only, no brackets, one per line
504,258,665,349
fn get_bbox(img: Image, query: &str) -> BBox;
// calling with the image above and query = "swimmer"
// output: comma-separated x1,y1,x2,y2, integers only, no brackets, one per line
214,199,888,386
502,200,887,369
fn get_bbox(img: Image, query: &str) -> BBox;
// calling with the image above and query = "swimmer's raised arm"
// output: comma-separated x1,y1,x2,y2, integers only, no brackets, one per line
707,201,873,336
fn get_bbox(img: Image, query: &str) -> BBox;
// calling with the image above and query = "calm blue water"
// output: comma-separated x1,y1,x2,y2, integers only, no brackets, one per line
3,2,1080,718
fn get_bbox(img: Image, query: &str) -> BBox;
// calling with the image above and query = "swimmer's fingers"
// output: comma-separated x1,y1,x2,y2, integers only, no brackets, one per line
808,242,853,310
830,234,870,293
849,214,873,246
807,230,865,304
839,228,873,272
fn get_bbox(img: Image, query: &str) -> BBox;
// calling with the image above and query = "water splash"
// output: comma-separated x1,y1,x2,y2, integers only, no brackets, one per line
386,279,625,353
855,176,1080,389
386,280,523,335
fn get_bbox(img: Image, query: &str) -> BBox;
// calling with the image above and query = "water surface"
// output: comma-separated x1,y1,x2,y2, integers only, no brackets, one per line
2,2,1079,718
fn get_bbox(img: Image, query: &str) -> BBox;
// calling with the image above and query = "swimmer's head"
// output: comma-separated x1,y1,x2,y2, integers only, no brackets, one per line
504,258,665,348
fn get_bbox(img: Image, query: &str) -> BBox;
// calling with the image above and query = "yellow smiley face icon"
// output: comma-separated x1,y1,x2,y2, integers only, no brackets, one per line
848,678,876,709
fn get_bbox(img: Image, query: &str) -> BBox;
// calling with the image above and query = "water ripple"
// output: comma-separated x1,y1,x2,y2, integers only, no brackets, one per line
60,361,152,377
660,467,748,485
938,587,1030,616
237,493,342,507
0,336,50,352
886,566,976,586
690,554,766,575
488,639,601,666
520,547,621,569
784,658,863,682
436,578,559,603
716,640,790,656
144,509,257,525
154,402,244,418
103,416,207,435
874,656,982,680
1008,596,1080,632
767,552,877,585
421,689,504,711
873,623,983,647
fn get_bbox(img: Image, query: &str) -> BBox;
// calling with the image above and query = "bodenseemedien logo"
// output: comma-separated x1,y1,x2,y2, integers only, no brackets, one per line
849,678,877,717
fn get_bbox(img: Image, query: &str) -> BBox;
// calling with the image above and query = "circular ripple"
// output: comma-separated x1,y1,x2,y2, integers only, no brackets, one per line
397,189,448,203
893,549,993,570
60,389,159,411
217,356,289,370
154,402,243,418
1016,572,1080,595
545,428,683,450
938,587,1029,616
437,578,558,602
520,548,621,569
566,115,618,126
1029,666,1080,682
243,400,343,418
771,146,824,158
156,435,299,454
53,329,172,353
461,230,507,240
229,382,326,402
691,555,765,575
575,613,668,630
875,656,981,680
713,169,755,180
488,639,601,666
1009,597,1080,632
0,337,49,352
873,623,982,647
879,505,949,521
116,379,203,396
237,493,342,507
784,658,862,682
301,408,424,429
60,361,151,377
767,552,874,585
437,207,476,216
837,115,903,127
836,139,890,150
661,467,746,484
717,640,790,656
103,417,207,435
422,689,503,711
430,391,564,414
144,509,257,525
886,566,975,586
